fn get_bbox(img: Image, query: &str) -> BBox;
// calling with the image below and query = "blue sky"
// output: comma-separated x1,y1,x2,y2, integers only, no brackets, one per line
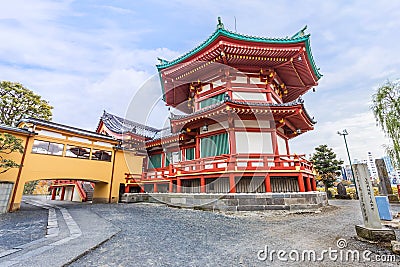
1,0,399,162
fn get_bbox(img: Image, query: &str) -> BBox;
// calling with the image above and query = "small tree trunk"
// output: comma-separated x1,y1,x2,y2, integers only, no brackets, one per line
324,182,331,199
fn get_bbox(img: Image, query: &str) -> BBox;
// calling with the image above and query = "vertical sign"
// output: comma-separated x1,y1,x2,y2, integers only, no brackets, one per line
353,163,382,229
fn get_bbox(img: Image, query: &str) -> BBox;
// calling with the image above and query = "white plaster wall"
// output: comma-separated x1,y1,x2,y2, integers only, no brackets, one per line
234,120,270,129
235,132,273,154
235,76,248,83
249,77,263,84
277,135,288,155
232,92,267,101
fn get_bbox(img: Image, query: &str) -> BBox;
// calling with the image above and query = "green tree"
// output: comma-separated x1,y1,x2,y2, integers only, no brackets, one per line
310,145,344,195
372,80,400,168
0,133,24,173
0,81,53,126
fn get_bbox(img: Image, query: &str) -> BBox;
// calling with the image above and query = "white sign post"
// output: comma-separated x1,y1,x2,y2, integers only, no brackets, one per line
353,163,395,241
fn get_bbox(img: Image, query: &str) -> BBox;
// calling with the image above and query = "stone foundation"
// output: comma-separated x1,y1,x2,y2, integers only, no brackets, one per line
120,192,328,211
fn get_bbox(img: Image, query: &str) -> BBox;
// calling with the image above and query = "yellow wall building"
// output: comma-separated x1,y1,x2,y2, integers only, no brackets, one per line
0,118,143,212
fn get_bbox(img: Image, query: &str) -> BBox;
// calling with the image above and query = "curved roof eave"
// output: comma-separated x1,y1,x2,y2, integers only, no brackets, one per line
156,27,322,80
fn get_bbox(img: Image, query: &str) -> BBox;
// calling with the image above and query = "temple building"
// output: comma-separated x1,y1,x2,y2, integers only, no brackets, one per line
97,19,322,194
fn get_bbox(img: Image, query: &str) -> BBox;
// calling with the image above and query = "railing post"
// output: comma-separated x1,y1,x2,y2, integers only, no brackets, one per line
227,155,235,171
274,155,281,167
169,164,173,175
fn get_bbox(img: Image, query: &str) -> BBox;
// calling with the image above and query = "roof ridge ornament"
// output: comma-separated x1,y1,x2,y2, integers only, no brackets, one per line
291,25,308,39
157,57,169,64
217,17,224,29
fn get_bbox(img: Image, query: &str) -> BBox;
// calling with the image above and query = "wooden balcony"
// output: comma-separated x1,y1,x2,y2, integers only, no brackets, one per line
141,154,314,181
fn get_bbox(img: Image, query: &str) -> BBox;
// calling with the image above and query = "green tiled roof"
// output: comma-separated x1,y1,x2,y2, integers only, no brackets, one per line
156,19,322,80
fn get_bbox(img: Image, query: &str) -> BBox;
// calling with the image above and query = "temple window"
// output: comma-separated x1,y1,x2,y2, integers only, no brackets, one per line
199,93,224,109
184,147,195,160
65,145,90,159
165,152,172,167
200,133,229,158
31,140,64,156
91,149,112,161
148,154,162,169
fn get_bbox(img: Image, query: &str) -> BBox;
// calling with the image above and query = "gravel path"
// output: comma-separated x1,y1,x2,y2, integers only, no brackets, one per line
68,200,400,267
2,198,400,266
0,202,47,254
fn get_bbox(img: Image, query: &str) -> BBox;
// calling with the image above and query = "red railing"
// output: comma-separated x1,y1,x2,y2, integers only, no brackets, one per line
75,181,88,201
142,154,313,180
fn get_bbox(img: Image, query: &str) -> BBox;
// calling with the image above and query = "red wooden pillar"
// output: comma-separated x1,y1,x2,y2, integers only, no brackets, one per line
305,176,312,192
297,174,305,192
60,187,66,201
124,185,130,193
153,183,158,193
195,136,200,159
169,180,173,192
181,148,186,161
265,175,271,192
227,110,236,155
266,84,272,103
161,153,166,168
70,186,75,201
285,139,290,155
51,188,56,200
311,178,317,191
200,176,205,193
177,178,182,193
229,174,236,193
140,186,145,193
271,130,280,167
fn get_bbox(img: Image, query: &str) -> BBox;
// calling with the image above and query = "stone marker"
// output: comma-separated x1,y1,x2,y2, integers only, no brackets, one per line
376,159,398,202
353,163,396,242
375,196,393,221
336,182,349,199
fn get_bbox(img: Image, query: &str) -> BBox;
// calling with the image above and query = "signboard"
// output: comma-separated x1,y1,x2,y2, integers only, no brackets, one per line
375,196,393,221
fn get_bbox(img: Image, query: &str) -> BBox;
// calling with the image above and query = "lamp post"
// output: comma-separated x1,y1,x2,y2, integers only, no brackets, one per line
337,129,359,198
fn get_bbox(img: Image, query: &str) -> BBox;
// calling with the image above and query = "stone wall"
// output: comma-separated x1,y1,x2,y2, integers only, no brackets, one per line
0,182,14,213
120,192,328,211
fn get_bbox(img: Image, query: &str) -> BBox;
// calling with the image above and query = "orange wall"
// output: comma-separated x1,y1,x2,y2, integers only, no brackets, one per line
0,128,143,211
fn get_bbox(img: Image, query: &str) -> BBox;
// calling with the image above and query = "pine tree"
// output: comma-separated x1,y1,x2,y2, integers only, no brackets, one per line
310,145,344,194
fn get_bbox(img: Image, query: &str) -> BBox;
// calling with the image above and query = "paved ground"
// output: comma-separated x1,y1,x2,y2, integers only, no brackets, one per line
2,197,400,266
0,202,47,254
